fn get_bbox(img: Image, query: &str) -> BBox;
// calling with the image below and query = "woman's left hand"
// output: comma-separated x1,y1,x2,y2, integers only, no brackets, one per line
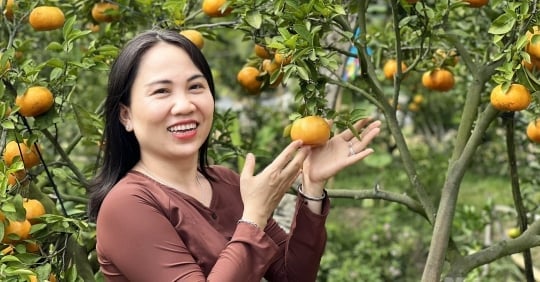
302,118,382,189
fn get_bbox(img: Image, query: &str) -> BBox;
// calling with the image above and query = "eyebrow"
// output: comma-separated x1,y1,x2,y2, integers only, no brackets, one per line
144,74,205,87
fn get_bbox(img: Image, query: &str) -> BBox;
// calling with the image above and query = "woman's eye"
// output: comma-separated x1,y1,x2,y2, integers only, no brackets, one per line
190,83,205,90
153,88,169,94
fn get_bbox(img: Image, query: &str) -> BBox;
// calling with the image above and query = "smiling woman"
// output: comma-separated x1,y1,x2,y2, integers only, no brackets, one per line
88,29,381,281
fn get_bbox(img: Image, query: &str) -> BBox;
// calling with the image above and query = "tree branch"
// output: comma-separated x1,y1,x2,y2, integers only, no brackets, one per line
447,220,540,278
328,187,427,220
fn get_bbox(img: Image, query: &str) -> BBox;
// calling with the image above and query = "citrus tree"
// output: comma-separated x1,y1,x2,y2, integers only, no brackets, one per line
1,0,540,281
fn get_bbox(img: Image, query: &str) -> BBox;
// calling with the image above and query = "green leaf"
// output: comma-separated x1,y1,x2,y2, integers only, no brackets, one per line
296,66,310,81
1,120,15,130
46,42,63,52
246,12,262,29
488,14,516,35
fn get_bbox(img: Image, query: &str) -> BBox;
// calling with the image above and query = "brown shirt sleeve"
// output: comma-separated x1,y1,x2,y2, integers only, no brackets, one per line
96,168,329,282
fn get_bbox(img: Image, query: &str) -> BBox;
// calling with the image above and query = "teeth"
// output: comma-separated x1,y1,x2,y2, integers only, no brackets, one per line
168,123,197,132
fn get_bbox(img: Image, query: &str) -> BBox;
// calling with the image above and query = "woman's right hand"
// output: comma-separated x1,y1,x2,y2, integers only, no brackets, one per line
239,140,309,229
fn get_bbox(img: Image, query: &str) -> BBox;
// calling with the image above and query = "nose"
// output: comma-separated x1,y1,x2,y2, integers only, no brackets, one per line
170,92,195,114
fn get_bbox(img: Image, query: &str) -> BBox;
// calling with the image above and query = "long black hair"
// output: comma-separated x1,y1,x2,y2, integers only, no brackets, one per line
88,29,216,222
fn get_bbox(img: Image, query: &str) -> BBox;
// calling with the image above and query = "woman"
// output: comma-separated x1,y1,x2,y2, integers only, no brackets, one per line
88,29,381,281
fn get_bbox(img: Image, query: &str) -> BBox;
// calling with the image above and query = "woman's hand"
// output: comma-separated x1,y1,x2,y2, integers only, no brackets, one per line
302,118,382,191
239,140,310,229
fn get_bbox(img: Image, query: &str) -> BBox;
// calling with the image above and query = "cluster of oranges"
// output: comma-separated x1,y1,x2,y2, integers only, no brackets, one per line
237,44,291,95
177,0,233,52
2,1,121,31
0,198,51,281
0,198,46,247
2,140,42,186
383,49,457,93
522,26,540,72
489,25,540,144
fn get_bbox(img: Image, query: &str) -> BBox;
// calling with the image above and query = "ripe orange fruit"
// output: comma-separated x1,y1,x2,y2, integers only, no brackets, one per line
202,0,232,17
91,2,120,23
237,66,263,94
262,59,280,74
25,241,40,253
525,26,540,59
383,59,407,80
179,29,204,49
7,169,26,186
490,84,531,112
526,119,540,143
29,6,65,31
3,140,41,169
463,0,488,8
2,219,31,243
2,0,14,21
290,116,331,146
522,57,540,71
254,44,272,59
23,199,46,223
15,86,54,117
433,48,459,67
421,68,455,92
28,275,37,282
274,52,292,66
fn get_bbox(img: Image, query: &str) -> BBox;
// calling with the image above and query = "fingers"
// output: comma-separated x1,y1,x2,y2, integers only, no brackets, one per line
240,153,256,180
340,118,382,141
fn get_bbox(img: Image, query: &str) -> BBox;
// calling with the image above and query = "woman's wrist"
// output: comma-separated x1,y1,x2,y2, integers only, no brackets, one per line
296,183,326,201
239,212,267,230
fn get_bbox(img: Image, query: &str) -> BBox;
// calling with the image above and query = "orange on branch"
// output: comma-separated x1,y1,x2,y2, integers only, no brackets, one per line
254,44,272,59
290,116,331,146
237,66,263,94
274,52,292,66
180,30,204,49
463,0,488,8
7,170,26,186
15,86,54,117
526,119,540,143
2,0,14,21
525,26,540,59
490,84,531,112
522,57,540,72
29,6,65,31
23,199,46,223
2,219,31,243
421,68,455,92
91,2,120,23
262,59,280,74
25,241,40,253
383,59,407,80
202,0,232,17
3,140,41,169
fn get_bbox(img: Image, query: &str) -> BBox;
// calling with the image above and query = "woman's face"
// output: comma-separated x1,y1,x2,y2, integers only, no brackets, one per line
120,42,214,163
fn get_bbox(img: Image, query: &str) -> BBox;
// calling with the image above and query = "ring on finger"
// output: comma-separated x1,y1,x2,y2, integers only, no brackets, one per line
348,142,356,156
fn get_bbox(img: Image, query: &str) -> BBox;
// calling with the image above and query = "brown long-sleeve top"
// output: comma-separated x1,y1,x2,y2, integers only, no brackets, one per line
96,165,329,282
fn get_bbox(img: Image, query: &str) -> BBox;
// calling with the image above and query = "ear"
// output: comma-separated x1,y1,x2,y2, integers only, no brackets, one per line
119,104,133,132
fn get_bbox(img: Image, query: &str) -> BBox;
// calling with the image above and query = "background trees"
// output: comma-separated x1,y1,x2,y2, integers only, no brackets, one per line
1,0,539,281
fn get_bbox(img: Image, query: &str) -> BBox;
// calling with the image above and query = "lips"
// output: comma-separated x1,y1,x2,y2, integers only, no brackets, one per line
167,122,197,133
